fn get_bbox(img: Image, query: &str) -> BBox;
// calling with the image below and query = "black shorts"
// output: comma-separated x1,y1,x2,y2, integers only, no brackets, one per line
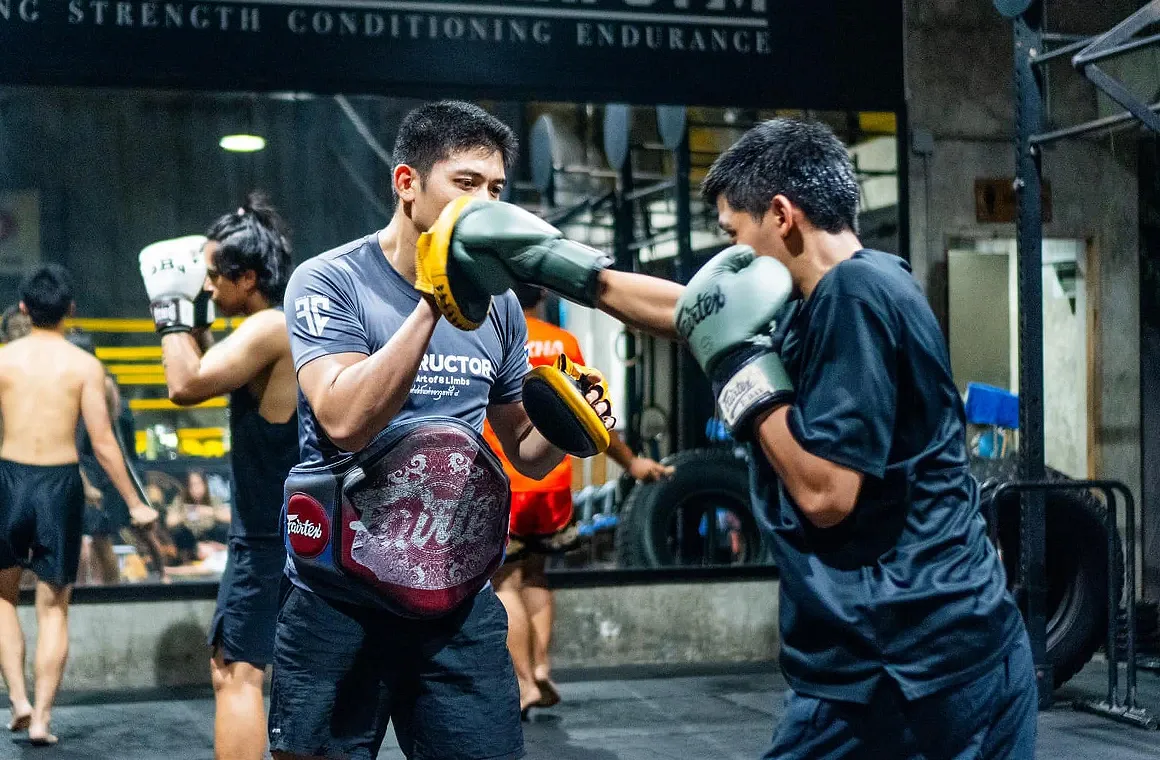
269,584,524,760
0,459,84,587
208,536,287,668
83,505,113,538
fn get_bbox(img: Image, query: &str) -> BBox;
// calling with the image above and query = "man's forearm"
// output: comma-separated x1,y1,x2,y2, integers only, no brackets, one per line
160,332,205,402
594,270,683,341
508,425,567,480
605,430,635,469
754,407,860,529
94,440,143,508
316,301,440,452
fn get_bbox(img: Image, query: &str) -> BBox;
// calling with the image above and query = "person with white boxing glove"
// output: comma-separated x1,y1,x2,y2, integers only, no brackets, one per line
447,117,1036,760
138,234,215,336
142,194,300,760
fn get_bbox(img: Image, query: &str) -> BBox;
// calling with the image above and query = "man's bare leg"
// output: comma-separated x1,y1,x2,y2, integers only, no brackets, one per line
29,580,71,745
521,553,560,707
91,536,120,585
210,652,268,760
0,566,32,731
494,562,541,712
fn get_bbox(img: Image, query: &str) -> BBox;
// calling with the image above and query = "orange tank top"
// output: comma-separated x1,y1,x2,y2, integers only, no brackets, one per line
482,317,584,493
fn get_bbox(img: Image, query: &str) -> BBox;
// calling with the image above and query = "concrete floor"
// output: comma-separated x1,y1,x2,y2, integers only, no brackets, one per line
5,660,1160,759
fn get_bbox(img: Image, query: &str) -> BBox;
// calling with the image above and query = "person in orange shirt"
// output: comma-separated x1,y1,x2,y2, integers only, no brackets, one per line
484,284,673,715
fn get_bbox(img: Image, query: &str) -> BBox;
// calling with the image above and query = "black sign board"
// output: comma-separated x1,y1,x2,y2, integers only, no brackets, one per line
0,0,903,108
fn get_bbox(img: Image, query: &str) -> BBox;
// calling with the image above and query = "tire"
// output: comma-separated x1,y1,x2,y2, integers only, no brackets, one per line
971,456,1124,689
615,447,769,568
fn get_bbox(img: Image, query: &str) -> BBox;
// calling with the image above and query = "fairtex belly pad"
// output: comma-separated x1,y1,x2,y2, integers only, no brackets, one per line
282,416,511,618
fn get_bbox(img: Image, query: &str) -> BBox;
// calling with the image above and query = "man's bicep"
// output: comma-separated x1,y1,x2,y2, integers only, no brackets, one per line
296,352,365,411
79,366,114,441
790,295,897,478
193,317,282,396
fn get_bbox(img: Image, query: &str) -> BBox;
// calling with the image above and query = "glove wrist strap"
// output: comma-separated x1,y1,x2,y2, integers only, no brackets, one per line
150,297,195,335
712,350,794,440
543,240,613,308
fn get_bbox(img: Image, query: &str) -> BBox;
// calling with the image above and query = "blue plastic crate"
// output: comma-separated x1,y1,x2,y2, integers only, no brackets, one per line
964,382,1019,429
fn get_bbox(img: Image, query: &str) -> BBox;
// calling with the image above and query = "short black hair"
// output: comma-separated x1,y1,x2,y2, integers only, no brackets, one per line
205,192,293,304
701,118,860,235
19,264,73,328
392,101,518,182
513,283,543,310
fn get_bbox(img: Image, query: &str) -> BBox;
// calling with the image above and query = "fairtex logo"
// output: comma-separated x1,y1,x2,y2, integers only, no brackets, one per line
286,493,330,558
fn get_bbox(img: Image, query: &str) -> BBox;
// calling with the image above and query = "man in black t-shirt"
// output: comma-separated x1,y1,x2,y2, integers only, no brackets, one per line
443,117,1037,759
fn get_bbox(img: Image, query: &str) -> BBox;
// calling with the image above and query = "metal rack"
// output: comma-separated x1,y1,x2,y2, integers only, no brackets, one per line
999,0,1160,715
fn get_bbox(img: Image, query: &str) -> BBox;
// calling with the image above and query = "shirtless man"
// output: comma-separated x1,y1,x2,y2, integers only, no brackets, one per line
0,264,157,745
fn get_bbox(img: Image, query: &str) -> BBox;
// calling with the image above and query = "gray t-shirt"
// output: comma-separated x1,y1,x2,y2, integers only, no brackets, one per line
282,233,529,601
286,233,529,464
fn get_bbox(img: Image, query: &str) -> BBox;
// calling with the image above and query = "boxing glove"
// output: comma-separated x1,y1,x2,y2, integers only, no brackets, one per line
419,200,614,326
139,235,209,335
675,245,794,440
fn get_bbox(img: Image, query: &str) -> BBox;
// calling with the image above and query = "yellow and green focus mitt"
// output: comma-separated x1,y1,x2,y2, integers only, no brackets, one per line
523,354,613,458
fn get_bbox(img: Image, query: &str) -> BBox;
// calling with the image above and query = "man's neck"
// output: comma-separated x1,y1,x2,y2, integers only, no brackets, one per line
241,294,272,317
378,210,421,285
29,325,66,339
794,230,864,299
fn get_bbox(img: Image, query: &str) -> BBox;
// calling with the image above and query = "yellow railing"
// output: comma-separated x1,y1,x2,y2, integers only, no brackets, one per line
74,317,236,457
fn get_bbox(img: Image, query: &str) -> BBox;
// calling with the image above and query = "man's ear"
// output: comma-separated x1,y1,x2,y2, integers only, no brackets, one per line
394,164,419,203
770,195,796,236
17,301,27,316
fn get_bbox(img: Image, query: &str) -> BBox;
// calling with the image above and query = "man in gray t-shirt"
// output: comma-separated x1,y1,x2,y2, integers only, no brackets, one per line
268,101,612,760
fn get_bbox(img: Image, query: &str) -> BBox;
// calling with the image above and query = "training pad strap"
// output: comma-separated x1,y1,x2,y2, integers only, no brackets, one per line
523,356,611,457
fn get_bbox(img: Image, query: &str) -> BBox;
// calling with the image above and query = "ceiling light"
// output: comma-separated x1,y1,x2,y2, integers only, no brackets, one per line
219,134,266,153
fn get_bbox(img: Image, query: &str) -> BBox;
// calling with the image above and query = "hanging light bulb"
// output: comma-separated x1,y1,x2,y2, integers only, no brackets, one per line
219,134,266,153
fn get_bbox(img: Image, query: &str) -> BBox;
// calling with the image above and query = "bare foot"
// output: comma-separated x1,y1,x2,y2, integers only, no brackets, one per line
28,719,57,746
517,679,542,713
7,701,31,732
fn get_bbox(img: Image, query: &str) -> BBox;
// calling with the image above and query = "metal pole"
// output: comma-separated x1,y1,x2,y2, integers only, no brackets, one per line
1032,100,1160,146
1013,0,1053,707
616,154,642,455
674,127,696,452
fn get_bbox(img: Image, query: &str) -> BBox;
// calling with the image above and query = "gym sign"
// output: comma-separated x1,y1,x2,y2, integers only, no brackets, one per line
0,0,903,109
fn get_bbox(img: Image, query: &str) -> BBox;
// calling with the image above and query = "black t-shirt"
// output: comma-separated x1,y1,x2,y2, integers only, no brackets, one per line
752,249,1024,703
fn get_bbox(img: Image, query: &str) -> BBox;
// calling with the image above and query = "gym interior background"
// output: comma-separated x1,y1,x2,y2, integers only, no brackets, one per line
0,0,1157,701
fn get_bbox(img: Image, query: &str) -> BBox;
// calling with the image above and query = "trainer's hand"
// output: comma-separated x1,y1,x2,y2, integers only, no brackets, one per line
573,358,616,432
628,457,673,482
676,245,795,440
139,235,210,335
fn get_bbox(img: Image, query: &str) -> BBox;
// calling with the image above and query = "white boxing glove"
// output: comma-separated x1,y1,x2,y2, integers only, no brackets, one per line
139,235,209,335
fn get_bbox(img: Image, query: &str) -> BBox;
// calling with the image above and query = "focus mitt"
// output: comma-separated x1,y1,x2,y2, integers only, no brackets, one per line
416,196,496,330
523,354,613,458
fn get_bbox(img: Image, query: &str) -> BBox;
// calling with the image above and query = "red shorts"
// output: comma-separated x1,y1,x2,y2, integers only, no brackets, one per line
509,489,573,538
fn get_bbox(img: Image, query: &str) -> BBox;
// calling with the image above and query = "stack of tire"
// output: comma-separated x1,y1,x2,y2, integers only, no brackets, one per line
614,447,1121,689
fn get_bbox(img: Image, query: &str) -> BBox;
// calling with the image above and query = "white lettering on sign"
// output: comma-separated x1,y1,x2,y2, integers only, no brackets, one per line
64,1,261,30
0,0,40,22
38,0,771,57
